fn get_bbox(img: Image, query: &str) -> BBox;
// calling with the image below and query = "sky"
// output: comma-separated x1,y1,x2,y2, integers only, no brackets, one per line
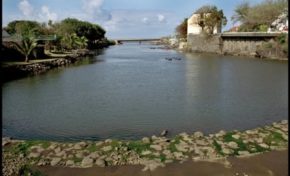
3,0,265,39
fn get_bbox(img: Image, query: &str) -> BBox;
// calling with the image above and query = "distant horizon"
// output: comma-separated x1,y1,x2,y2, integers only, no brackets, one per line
3,0,265,39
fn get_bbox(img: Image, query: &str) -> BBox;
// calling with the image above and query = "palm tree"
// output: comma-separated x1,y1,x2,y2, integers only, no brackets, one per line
13,34,37,62
75,36,88,49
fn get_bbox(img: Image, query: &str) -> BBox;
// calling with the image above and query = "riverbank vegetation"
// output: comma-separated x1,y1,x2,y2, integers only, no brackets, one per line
2,18,114,63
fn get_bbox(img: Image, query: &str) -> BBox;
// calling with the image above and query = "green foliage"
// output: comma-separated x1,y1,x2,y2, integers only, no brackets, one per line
231,2,250,24
168,135,182,152
12,30,38,62
233,0,288,32
176,18,188,39
264,131,286,145
277,33,287,44
258,24,268,32
55,18,105,41
5,20,42,36
212,140,223,155
195,5,227,34
19,165,46,176
127,141,151,154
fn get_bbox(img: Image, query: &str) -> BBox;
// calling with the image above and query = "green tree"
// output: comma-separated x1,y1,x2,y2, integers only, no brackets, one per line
12,31,38,62
195,5,227,34
175,18,188,39
5,20,42,36
232,0,288,32
231,2,250,24
75,36,88,49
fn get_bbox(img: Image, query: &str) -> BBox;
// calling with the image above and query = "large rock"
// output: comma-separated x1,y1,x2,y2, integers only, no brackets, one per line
232,134,240,140
141,150,152,155
227,141,239,149
105,139,112,143
173,152,184,160
222,148,233,155
28,152,40,158
95,159,106,167
259,143,269,148
50,158,61,166
175,143,188,152
196,139,208,146
102,146,112,152
81,157,94,168
150,144,162,151
193,131,204,138
142,137,150,144
88,152,99,159
65,160,75,167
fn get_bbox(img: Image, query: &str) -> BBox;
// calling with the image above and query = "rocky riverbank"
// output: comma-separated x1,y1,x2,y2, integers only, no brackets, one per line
1,49,97,82
2,120,288,176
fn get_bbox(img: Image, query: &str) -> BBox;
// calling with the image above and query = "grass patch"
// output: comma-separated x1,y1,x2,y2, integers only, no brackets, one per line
223,132,236,142
87,144,98,152
168,136,182,153
160,154,166,162
72,157,82,163
127,141,151,154
263,131,286,146
212,140,224,156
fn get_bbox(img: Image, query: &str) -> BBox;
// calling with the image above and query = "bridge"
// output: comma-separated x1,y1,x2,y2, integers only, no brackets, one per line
112,38,161,44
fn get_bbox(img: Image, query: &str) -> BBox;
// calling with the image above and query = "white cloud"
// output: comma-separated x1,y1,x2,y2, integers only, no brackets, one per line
82,0,104,14
40,6,58,21
157,14,166,23
18,0,33,16
142,17,149,24
81,0,111,22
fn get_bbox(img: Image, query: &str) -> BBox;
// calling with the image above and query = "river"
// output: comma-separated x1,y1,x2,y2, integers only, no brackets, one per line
2,42,288,141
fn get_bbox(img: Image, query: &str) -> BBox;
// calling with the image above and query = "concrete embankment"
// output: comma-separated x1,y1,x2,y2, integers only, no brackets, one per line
2,120,288,175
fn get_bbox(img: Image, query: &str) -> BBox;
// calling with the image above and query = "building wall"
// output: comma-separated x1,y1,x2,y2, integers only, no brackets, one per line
187,13,221,35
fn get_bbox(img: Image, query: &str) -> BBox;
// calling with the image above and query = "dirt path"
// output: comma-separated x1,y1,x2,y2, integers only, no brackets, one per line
38,150,288,176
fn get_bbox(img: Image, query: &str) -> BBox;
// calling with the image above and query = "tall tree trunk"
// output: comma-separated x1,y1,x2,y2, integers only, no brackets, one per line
25,55,29,62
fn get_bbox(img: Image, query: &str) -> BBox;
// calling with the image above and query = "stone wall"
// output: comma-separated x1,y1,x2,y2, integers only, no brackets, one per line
187,34,222,54
187,32,288,59
222,37,264,56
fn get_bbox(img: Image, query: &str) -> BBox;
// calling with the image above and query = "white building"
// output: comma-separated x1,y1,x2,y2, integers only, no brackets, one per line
187,13,222,35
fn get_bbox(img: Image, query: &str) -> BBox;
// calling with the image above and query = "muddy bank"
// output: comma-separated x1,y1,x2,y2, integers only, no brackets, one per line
37,150,288,176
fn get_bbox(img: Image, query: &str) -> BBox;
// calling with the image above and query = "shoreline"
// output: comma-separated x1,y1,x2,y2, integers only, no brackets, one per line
2,120,288,175
0,49,102,83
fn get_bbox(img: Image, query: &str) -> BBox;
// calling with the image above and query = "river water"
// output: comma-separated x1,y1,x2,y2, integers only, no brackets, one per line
2,43,288,141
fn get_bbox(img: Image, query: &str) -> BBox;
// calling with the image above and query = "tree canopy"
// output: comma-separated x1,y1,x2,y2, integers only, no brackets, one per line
5,20,42,36
195,5,227,34
54,18,106,41
232,0,288,32
175,18,188,39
